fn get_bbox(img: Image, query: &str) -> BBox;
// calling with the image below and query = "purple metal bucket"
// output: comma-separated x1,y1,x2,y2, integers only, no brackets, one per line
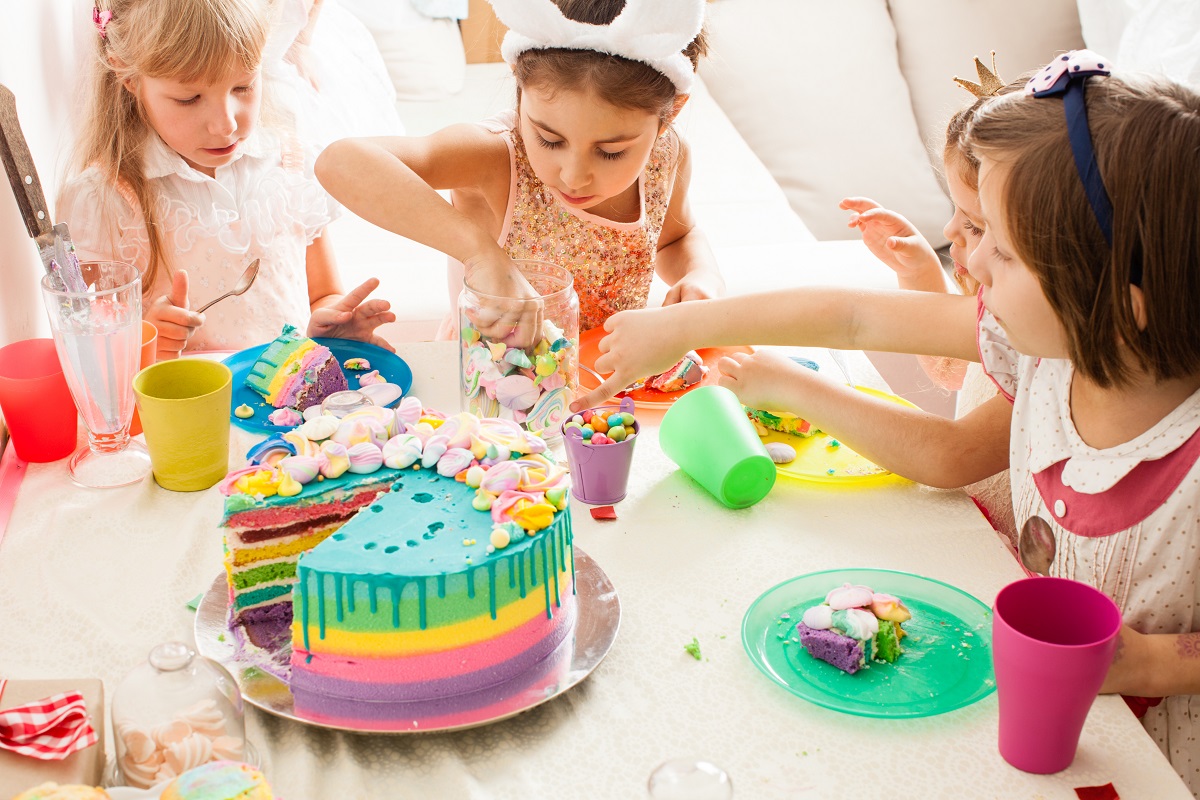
561,397,639,505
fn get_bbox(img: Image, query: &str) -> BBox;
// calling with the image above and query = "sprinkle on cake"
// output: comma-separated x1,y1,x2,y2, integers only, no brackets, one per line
243,325,347,411
795,583,911,674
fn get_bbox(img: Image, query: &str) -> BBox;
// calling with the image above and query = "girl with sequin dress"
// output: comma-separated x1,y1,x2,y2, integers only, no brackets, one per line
60,0,395,359
582,52,1200,790
315,0,725,342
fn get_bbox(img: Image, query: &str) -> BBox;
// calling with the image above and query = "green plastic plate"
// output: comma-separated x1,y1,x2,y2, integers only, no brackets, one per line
742,568,995,718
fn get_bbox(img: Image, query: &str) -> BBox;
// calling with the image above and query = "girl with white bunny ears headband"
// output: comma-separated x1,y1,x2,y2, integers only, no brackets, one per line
488,0,707,95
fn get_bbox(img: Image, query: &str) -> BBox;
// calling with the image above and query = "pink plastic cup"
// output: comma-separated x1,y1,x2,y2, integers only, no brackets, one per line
561,397,639,505
0,338,79,462
992,576,1122,774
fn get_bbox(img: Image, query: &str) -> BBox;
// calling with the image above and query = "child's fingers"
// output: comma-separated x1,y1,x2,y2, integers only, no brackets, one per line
570,371,631,412
337,277,382,311
167,269,190,308
839,197,881,213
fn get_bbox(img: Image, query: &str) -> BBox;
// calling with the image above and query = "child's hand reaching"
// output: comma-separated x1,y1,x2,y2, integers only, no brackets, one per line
462,257,545,349
839,197,941,286
307,277,397,352
569,306,690,411
145,269,204,361
662,268,725,306
716,349,823,413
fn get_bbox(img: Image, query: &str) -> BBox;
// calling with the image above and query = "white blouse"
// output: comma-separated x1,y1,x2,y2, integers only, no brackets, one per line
979,307,1200,792
58,128,338,352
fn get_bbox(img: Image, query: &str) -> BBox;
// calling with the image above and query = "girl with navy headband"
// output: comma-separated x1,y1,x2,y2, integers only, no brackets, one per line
582,52,1200,787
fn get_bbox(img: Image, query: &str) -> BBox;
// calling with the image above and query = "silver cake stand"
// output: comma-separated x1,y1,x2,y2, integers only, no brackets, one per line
194,548,620,734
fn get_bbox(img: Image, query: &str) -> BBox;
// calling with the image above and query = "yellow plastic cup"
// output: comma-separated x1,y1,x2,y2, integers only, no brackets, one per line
133,359,232,491
659,385,776,509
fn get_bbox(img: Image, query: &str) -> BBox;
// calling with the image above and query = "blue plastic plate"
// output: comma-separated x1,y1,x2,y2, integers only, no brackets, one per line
223,338,412,433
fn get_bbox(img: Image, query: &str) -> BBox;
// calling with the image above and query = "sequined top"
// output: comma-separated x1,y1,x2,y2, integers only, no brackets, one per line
448,111,679,333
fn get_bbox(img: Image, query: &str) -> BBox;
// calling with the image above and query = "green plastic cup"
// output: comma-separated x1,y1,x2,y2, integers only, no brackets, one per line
659,385,776,509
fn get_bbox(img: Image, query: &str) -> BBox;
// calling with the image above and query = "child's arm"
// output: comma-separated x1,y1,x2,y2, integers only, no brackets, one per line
1102,627,1200,697
717,349,1010,486
316,127,542,342
572,288,979,410
839,197,946,293
305,231,397,350
655,140,725,304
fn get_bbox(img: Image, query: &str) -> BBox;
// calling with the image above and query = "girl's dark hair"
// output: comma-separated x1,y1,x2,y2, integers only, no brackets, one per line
512,0,707,124
967,74,1200,387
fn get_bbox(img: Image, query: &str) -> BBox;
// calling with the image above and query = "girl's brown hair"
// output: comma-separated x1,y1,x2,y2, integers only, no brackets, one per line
511,0,707,124
966,74,1200,387
72,0,269,294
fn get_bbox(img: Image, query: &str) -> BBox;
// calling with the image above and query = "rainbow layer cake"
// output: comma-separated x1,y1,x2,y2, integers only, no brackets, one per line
645,351,707,392
218,399,575,727
794,583,911,674
244,325,347,411
745,407,819,437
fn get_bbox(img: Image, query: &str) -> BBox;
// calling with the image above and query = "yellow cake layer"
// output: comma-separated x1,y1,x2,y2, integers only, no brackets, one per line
292,580,568,657
265,340,317,402
228,527,339,568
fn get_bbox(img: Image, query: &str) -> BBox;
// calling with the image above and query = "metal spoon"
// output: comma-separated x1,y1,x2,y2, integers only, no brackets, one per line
1018,515,1057,576
195,258,260,313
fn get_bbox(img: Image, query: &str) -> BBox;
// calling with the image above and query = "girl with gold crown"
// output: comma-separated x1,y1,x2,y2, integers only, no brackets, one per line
837,54,1029,551
315,0,725,342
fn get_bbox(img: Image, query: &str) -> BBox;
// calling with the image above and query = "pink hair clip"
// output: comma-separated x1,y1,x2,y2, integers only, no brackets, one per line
92,5,113,39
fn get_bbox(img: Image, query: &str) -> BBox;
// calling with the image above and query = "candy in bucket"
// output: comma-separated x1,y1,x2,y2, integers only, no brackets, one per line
561,397,639,505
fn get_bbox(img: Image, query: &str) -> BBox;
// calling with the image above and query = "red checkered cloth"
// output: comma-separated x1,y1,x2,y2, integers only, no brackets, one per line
0,679,98,760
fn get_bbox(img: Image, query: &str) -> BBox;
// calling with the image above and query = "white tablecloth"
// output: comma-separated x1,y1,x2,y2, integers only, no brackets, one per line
0,343,1188,799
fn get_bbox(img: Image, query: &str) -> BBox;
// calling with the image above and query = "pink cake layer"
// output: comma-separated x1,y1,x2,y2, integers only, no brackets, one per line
291,631,573,730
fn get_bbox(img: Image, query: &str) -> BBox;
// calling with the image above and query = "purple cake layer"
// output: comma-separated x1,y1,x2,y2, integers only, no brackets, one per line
293,354,348,410
289,617,573,703
796,622,865,674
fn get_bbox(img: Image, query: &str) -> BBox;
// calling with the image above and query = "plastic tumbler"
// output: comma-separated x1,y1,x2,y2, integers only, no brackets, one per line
992,576,1122,774
562,397,639,505
133,359,232,491
0,338,78,462
659,385,776,509
128,321,158,437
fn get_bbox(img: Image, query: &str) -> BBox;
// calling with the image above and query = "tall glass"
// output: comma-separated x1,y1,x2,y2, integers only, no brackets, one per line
41,260,150,488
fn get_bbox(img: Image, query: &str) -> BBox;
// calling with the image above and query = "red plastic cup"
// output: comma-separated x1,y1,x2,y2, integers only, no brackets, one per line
992,576,1122,774
0,338,79,462
561,397,639,505
128,321,158,437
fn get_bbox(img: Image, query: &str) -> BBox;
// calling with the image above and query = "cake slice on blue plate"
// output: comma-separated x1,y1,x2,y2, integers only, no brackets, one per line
244,325,348,411
795,583,911,674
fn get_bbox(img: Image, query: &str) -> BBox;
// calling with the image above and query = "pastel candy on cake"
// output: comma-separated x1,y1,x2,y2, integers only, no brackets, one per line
244,325,348,411
158,760,274,800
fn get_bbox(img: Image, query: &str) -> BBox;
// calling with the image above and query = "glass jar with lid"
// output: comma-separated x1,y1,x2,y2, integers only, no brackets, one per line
110,642,248,789
459,259,579,439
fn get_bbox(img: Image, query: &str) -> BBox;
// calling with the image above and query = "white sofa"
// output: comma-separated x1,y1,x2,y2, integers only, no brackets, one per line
0,0,1088,429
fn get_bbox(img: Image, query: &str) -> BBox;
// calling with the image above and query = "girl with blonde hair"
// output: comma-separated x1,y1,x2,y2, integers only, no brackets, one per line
61,0,393,359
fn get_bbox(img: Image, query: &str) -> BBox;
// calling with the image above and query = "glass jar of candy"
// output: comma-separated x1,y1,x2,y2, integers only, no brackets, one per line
459,259,579,439
110,642,248,789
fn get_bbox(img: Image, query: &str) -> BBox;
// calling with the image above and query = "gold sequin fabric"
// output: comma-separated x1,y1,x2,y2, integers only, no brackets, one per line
501,124,678,332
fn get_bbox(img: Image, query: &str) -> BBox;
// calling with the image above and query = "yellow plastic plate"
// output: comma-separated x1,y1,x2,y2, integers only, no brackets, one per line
762,386,916,485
